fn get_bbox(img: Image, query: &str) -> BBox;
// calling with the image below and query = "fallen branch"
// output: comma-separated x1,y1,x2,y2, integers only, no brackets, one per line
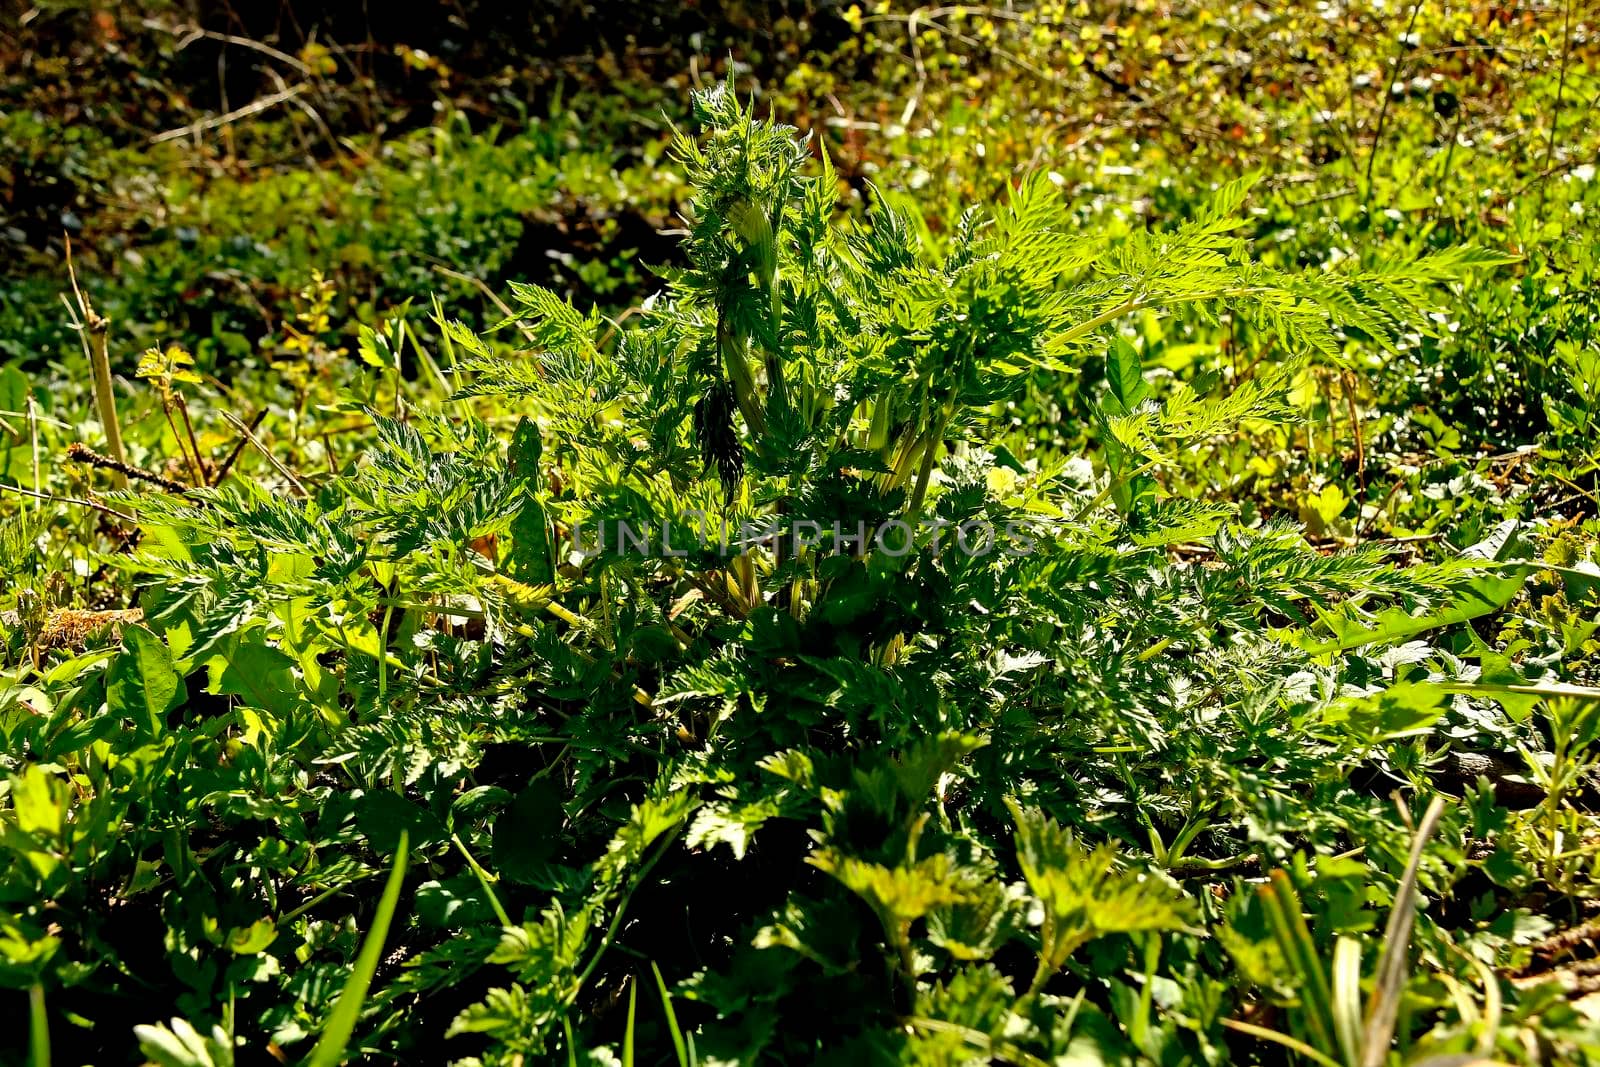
66,443,191,495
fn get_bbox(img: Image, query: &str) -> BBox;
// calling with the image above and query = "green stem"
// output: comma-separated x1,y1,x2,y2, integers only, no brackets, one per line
1363,0,1428,209
1538,0,1575,216
1220,1019,1345,1067
281,875,380,924
764,252,786,408
1434,679,1600,702
568,827,682,1007
1058,296,1144,345
1059,284,1307,349
718,324,766,437
306,831,410,1067
906,408,952,515
376,603,395,712
452,833,513,928
29,983,49,1067
879,431,924,495
1071,457,1161,523
892,917,918,1007
1486,560,1600,586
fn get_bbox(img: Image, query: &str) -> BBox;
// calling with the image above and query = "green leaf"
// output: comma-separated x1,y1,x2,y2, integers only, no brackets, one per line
356,325,390,369
358,791,444,854
207,636,299,716
652,961,692,1067
0,366,32,482
507,418,554,583
1472,643,1541,722
622,975,638,1067
416,875,497,929
1009,800,1194,974
224,918,277,955
508,416,544,485
492,780,563,884
106,625,187,737
1102,337,1149,416
134,1017,235,1067
12,764,65,838
510,498,555,585
1318,681,1449,741
1293,571,1529,654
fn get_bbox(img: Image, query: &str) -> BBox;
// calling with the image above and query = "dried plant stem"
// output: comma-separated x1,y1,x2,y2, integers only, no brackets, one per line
211,409,265,486
66,443,191,495
167,393,207,486
1537,0,1575,217
218,410,308,495
1363,0,1427,208
86,316,130,492
0,481,137,524
26,394,41,511
66,242,129,492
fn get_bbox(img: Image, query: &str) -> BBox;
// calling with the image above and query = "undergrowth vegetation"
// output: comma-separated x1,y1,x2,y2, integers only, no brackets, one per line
2,2,1599,1065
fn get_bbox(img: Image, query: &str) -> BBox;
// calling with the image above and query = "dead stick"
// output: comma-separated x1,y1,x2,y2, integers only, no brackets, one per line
66,443,191,495
66,241,128,492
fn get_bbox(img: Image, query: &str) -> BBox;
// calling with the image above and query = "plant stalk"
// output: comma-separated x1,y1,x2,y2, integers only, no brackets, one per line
86,313,128,491
906,407,952,515
29,983,49,1067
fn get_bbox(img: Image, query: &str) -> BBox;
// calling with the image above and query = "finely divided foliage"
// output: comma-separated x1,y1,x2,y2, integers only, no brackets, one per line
4,79,1598,1067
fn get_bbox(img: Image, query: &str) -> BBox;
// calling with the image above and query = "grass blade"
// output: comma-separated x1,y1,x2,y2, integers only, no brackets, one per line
652,961,692,1067
1361,795,1447,1067
1260,871,1339,1058
1331,936,1363,1066
622,977,638,1067
307,829,410,1067
1221,1018,1346,1067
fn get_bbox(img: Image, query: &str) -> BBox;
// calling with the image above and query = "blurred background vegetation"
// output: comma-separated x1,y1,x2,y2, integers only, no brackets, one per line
0,0,1590,620
3,0,1594,475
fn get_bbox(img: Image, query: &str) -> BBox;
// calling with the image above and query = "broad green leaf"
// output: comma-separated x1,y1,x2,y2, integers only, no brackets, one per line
224,918,277,955
358,791,444,854
1009,799,1194,974
207,636,299,716
810,850,984,923
416,875,497,929
12,764,65,838
356,324,390,368
508,416,543,483
1463,518,1524,562
0,366,31,483
1318,681,1449,741
1103,337,1149,416
492,780,562,884
106,625,187,737
134,1017,235,1067
1471,642,1541,722
509,498,555,585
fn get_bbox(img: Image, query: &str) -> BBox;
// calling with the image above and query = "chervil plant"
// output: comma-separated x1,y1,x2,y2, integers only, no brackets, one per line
6,81,1598,1067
